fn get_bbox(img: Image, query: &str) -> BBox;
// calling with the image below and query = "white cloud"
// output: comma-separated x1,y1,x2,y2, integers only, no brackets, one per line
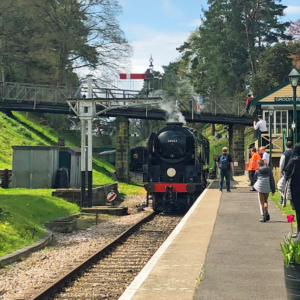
187,19,202,27
285,6,300,15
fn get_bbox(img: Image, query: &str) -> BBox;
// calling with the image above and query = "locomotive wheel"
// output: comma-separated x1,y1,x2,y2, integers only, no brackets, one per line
152,195,161,212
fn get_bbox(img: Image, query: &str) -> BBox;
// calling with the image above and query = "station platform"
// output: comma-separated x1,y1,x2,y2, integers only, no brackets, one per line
119,178,290,300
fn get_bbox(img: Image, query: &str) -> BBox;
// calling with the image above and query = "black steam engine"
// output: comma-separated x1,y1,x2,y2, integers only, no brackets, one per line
143,122,209,212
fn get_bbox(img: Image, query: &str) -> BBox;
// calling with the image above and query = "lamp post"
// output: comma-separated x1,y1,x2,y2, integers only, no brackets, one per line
288,69,300,146
268,105,275,170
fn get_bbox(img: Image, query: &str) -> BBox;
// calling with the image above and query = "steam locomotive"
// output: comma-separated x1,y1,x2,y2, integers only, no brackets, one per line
143,122,209,212
99,146,148,172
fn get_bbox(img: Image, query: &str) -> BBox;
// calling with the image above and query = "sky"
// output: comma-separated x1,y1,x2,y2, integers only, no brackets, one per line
110,0,300,89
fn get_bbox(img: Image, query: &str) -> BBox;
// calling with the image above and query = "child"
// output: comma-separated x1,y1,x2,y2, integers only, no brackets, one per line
253,159,275,222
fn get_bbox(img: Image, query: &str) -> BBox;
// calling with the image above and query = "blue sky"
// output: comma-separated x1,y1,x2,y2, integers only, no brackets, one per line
111,0,300,89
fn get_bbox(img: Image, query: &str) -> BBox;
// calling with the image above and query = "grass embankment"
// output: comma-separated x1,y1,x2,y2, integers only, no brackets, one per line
0,111,77,169
0,189,79,257
270,192,297,227
0,112,145,258
92,157,145,195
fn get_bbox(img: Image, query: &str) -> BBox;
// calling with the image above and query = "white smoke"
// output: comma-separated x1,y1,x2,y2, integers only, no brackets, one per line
152,90,186,124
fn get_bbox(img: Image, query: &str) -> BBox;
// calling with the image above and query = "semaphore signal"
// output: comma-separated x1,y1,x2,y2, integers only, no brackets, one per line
119,73,154,80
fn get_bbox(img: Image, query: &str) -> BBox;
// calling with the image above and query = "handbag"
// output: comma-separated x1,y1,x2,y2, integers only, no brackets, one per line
277,176,286,193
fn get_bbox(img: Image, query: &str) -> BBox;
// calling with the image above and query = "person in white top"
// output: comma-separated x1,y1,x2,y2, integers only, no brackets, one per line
259,147,269,165
278,141,293,205
254,115,268,146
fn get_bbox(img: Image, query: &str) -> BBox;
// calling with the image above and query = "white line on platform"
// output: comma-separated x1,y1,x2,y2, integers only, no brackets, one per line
118,180,214,300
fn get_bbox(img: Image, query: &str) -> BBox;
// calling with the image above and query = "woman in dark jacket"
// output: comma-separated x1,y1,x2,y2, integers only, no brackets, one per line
254,159,275,222
284,143,300,237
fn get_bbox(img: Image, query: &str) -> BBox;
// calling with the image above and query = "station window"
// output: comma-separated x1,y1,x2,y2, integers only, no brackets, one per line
263,110,288,134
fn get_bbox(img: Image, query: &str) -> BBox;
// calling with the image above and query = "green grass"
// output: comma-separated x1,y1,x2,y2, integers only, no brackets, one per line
93,157,116,173
0,188,80,257
0,111,78,169
269,192,297,226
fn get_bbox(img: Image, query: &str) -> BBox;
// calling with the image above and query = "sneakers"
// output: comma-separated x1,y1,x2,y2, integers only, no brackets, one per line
219,189,222,192
265,212,270,221
278,201,283,205
260,217,266,222
227,190,231,192
292,231,299,238
250,188,256,191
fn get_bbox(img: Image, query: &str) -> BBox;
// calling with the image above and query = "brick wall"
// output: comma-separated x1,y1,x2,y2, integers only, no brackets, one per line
115,116,129,182
232,124,245,175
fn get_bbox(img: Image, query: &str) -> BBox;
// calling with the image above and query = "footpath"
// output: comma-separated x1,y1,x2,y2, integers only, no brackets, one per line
195,179,290,300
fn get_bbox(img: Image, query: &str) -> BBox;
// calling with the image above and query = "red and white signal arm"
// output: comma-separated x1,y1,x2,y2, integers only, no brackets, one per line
119,73,154,80
107,191,117,202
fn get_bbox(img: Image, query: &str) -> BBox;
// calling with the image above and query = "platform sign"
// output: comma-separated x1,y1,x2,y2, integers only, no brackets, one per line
107,191,117,202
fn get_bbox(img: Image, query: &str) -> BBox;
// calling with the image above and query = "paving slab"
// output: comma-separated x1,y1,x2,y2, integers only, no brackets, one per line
194,186,290,300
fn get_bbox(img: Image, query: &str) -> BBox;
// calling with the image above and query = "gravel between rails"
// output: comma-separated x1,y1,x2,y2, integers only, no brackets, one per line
49,214,183,300
0,195,149,300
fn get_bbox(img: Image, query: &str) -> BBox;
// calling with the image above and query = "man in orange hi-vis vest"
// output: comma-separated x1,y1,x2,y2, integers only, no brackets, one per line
248,147,260,191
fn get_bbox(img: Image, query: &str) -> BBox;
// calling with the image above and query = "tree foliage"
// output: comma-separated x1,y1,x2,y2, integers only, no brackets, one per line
0,0,131,85
173,0,292,97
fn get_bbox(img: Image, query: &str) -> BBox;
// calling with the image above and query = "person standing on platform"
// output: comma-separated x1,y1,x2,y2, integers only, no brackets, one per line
284,143,300,238
254,115,268,147
259,147,269,166
278,141,294,205
217,147,233,192
253,160,275,222
248,147,261,191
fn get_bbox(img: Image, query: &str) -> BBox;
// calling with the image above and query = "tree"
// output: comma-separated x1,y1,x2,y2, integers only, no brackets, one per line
0,0,131,85
233,0,291,76
289,19,300,41
252,43,293,95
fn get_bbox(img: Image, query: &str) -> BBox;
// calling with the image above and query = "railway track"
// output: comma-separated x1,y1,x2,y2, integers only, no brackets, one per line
30,212,183,300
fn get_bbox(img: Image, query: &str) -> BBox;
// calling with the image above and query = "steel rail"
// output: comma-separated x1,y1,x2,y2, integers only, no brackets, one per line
30,211,156,300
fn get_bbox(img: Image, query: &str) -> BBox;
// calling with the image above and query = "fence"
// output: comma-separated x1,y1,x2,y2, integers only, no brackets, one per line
272,167,281,188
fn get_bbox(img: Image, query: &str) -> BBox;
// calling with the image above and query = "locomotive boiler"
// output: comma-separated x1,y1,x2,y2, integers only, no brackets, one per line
143,122,209,212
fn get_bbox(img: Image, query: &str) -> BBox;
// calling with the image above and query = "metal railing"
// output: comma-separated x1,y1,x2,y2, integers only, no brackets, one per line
0,82,250,118
0,82,80,104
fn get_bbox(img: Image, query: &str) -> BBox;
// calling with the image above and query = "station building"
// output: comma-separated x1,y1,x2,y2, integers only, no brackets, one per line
250,80,300,167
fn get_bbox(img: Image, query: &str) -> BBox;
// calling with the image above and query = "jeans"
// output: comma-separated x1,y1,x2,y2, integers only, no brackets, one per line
249,170,256,186
219,169,231,191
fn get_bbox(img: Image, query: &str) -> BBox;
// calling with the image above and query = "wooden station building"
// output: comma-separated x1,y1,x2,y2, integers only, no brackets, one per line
250,81,300,167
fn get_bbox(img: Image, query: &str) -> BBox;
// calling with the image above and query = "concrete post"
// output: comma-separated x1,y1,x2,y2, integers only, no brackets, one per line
232,124,245,176
115,116,129,182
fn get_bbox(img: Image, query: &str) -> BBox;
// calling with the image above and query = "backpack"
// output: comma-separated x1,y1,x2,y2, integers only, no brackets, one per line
219,154,229,170
283,150,293,172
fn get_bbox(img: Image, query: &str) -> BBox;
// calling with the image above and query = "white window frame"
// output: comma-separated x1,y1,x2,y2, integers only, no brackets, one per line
263,110,288,135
